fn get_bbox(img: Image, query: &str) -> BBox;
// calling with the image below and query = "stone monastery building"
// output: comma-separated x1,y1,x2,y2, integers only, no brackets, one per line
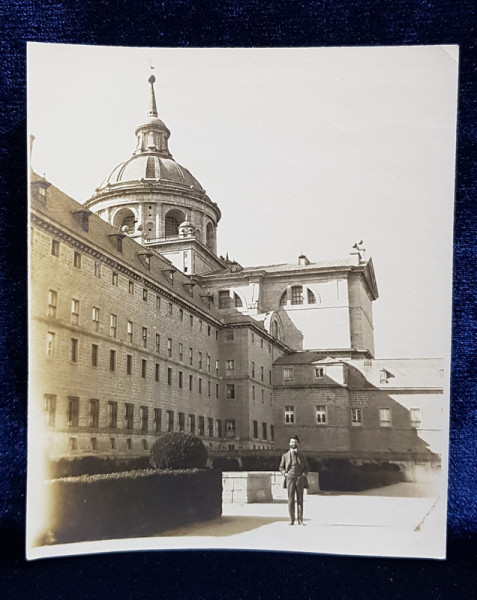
30,75,444,465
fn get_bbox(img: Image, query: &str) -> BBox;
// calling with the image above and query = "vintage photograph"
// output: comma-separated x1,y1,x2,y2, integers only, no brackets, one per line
27,44,457,559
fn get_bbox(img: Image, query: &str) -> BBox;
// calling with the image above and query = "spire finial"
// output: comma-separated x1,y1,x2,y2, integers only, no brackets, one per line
148,72,158,118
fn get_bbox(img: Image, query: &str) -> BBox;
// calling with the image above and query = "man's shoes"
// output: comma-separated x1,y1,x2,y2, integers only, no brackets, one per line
298,520,305,525
289,521,294,525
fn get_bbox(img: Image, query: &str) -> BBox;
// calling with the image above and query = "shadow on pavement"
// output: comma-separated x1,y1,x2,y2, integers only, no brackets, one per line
159,515,289,538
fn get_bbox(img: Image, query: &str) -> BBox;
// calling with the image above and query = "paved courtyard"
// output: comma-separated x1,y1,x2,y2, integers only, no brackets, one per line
155,483,446,559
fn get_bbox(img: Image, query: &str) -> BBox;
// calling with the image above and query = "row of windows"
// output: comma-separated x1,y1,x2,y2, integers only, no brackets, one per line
280,285,317,306
284,406,423,427
68,436,152,452
224,360,272,384
47,288,218,340
44,394,232,437
283,366,324,381
251,420,274,441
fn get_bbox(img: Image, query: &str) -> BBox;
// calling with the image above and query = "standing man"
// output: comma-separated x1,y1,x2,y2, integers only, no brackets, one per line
279,435,309,525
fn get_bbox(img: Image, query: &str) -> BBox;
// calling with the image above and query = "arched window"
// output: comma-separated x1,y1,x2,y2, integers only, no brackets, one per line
145,156,156,179
279,291,287,306
112,208,136,234
307,289,316,304
291,286,304,305
234,293,243,308
206,222,215,249
164,209,185,237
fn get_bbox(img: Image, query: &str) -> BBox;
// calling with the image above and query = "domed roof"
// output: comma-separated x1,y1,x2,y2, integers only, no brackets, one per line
98,153,205,192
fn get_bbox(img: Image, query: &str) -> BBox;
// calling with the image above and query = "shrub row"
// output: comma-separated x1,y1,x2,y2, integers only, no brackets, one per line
42,468,222,545
48,455,151,479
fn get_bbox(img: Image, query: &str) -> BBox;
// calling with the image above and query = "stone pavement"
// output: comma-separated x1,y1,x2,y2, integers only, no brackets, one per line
156,483,447,559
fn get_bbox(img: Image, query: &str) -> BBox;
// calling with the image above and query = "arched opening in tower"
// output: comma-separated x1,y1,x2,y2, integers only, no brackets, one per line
112,208,136,234
164,208,185,237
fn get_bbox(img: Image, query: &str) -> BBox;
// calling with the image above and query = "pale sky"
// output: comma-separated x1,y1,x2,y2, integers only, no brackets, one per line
27,44,458,359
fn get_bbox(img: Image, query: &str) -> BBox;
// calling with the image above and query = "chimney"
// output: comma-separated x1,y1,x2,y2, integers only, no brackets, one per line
298,254,310,266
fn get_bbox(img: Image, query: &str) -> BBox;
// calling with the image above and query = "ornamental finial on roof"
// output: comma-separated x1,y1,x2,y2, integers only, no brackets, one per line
148,72,158,118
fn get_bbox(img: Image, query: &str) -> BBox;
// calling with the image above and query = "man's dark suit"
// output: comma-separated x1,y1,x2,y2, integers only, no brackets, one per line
279,449,309,524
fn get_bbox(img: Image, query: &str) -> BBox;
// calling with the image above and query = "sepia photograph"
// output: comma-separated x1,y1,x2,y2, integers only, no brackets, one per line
26,43,457,560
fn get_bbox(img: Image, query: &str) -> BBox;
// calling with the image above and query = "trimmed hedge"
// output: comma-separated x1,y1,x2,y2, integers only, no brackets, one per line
150,432,208,470
42,468,222,545
48,455,151,479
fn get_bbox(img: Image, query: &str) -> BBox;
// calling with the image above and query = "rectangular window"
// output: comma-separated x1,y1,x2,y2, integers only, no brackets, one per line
167,338,172,357
269,370,272,385
143,288,148,301
178,412,185,432
69,438,77,452
129,280,134,294
379,408,391,427
252,385,256,400
253,420,258,439
73,251,81,268
199,416,205,436
91,344,98,367
141,359,147,379
46,331,55,356
43,394,56,427
112,271,118,286
207,355,211,373
225,420,235,438
156,295,161,310
142,327,148,349
261,389,264,404
90,437,97,451
189,347,193,366
110,313,117,337
314,367,324,379
108,401,118,428
94,261,101,277
126,354,132,375
225,330,234,341
262,422,267,440
251,333,254,344
410,408,422,427
284,405,295,424
92,306,100,331
199,320,203,332
226,384,235,399
189,374,193,391
167,367,172,385
125,403,134,429
207,380,211,397
167,410,174,432
270,425,274,441
215,359,219,376
190,314,193,328
283,368,293,381
226,360,234,370
198,352,203,370
179,343,183,361
155,363,160,382
261,366,264,382
168,303,173,316
126,438,132,450
47,289,57,318
251,362,255,378
216,419,222,438
51,239,60,256
180,309,184,321
110,438,116,450
89,399,99,427
67,396,79,427
208,417,214,437
109,349,116,371
140,406,148,431
71,299,80,325
351,408,363,426
127,320,133,343
179,371,183,388
154,408,162,432
316,405,327,424
260,339,264,349
291,286,304,305
219,290,230,308
216,383,219,399
208,325,211,336
189,414,195,434
71,338,78,363
155,333,160,353
198,378,202,394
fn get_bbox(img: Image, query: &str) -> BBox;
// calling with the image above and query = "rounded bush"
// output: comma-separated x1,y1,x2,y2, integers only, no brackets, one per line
150,432,208,470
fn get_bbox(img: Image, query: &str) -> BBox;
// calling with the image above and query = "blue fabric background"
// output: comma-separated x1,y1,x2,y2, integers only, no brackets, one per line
1,1,475,597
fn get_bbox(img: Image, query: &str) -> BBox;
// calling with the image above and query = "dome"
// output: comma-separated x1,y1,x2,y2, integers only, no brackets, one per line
97,153,205,192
